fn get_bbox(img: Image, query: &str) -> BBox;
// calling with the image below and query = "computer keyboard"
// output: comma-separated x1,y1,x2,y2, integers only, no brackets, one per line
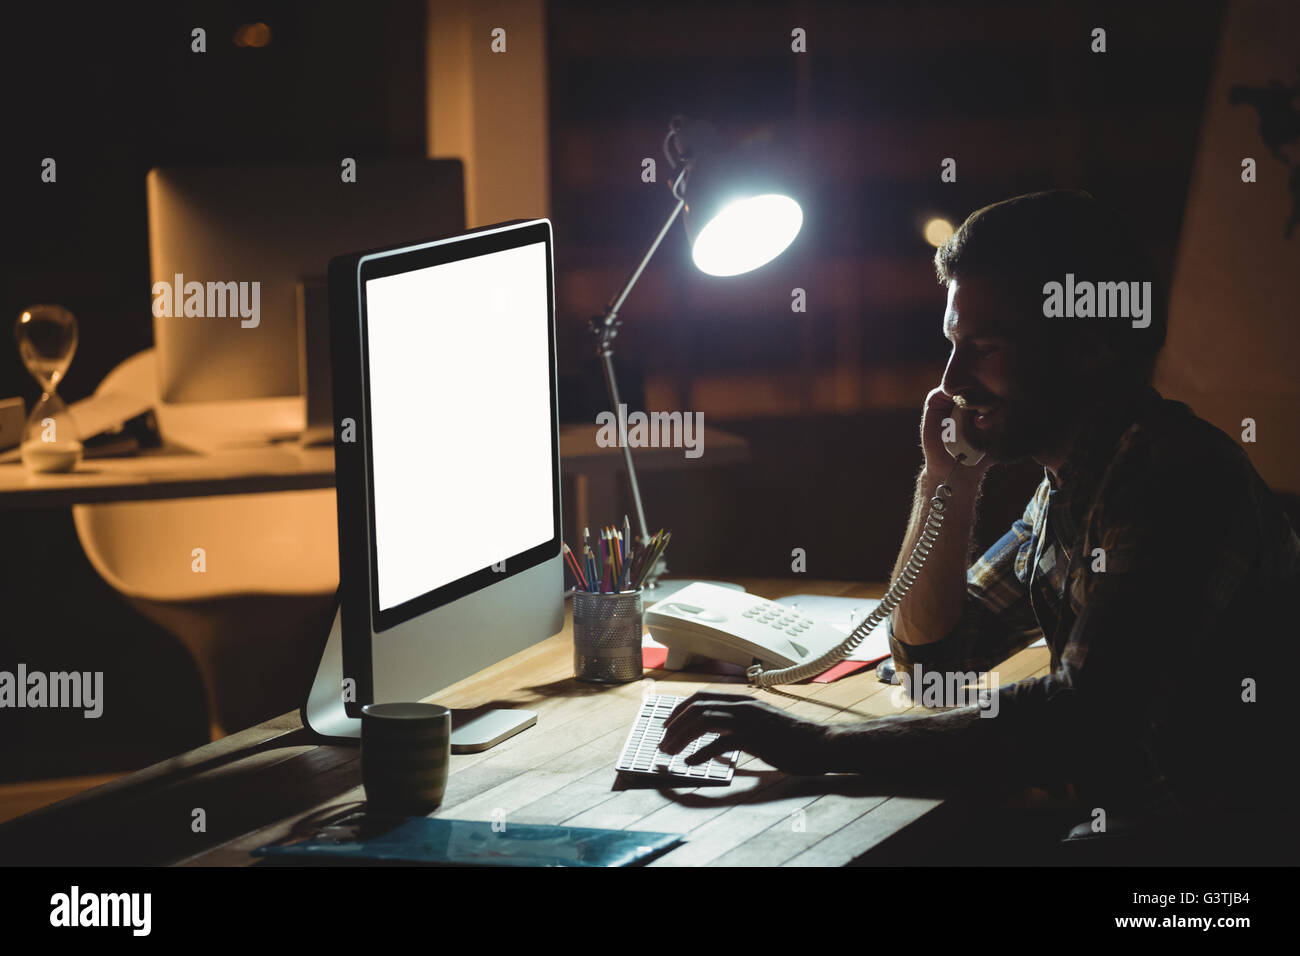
615,694,737,786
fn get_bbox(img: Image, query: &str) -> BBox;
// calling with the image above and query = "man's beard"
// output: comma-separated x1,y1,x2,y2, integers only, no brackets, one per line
965,394,1060,464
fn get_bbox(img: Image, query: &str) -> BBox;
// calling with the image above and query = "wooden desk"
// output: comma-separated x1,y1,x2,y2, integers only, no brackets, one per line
0,444,337,508
0,578,1050,867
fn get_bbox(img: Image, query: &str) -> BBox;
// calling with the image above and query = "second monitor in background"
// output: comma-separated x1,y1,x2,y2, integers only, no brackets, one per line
146,158,465,439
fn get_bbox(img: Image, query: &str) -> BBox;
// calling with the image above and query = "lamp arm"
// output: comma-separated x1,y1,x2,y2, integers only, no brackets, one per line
595,332,650,547
588,168,688,562
597,178,687,327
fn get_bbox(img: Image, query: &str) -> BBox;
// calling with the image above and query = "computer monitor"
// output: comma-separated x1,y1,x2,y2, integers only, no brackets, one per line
304,219,565,745
146,158,466,422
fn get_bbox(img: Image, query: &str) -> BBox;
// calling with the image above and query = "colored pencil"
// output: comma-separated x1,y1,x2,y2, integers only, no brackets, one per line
562,542,588,590
635,530,672,589
564,523,672,593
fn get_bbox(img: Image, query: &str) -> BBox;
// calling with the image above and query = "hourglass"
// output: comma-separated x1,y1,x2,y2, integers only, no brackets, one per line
14,305,82,473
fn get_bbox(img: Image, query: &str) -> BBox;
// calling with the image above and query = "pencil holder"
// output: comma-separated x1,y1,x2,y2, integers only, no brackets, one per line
572,589,644,684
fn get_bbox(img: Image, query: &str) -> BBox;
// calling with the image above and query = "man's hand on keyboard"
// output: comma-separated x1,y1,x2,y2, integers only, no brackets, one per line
660,691,833,776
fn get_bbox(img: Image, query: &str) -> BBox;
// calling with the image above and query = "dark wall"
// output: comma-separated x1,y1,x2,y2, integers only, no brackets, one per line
0,0,427,410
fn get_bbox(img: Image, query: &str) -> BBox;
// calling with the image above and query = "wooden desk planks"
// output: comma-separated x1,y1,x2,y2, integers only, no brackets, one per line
0,578,1049,867
173,579,1050,867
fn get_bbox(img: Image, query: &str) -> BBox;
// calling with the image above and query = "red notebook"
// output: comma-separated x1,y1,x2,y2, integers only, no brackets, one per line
641,644,881,683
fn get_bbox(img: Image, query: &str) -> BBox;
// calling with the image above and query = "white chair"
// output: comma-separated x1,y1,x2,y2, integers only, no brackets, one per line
72,350,338,737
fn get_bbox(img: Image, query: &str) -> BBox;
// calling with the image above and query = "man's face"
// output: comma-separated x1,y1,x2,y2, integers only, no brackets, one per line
939,276,1074,463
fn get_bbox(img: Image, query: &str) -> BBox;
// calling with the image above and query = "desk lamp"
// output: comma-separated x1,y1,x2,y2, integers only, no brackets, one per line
589,115,803,599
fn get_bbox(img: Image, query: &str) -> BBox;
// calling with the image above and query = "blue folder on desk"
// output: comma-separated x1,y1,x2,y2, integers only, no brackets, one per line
252,816,684,867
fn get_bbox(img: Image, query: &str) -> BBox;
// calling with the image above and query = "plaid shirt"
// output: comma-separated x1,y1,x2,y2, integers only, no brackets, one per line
888,386,1300,821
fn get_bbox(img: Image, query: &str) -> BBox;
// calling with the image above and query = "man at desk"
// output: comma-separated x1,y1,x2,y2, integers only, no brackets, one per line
662,190,1300,860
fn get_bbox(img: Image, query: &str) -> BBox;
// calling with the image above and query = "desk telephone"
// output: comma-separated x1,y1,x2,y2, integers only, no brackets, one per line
646,415,984,687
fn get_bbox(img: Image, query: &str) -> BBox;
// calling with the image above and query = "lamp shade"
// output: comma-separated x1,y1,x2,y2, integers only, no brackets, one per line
682,143,803,277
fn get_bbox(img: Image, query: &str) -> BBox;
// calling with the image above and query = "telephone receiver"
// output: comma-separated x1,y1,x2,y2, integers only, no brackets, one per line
944,408,986,466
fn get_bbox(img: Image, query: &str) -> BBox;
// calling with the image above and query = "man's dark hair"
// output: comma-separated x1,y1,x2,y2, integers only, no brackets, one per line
934,189,1168,383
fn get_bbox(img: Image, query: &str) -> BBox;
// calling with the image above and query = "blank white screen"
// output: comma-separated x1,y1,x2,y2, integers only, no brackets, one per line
365,240,554,611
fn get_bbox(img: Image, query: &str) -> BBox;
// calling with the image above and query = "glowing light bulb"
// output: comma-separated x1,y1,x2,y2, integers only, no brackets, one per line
691,194,802,277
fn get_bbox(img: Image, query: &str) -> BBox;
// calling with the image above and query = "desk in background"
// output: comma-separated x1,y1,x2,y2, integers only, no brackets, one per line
0,578,1051,867
0,421,751,750
0,423,748,510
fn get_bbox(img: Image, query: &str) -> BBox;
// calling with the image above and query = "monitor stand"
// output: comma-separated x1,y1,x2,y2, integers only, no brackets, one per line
302,605,537,750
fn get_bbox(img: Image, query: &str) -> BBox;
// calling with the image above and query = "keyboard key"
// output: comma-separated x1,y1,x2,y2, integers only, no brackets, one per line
615,694,736,787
